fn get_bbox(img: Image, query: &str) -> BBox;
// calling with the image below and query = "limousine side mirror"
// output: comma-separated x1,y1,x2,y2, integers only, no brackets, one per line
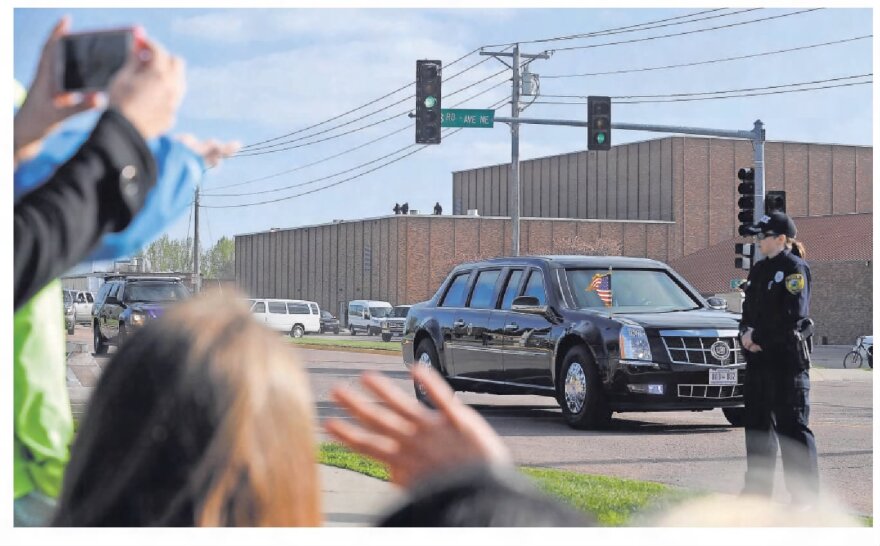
706,297,728,311
511,296,551,318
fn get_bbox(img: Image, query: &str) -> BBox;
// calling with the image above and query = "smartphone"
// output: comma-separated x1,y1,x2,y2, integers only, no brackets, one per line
57,28,135,92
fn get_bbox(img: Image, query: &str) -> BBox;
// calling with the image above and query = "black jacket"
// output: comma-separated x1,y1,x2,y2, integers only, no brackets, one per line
740,248,811,351
14,109,157,311
379,464,591,527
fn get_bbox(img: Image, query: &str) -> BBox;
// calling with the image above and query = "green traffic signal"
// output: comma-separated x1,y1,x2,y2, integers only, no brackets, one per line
596,132,606,145
424,96,437,108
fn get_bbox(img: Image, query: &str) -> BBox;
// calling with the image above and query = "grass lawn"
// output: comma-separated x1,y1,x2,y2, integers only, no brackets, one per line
318,443,692,526
289,337,402,352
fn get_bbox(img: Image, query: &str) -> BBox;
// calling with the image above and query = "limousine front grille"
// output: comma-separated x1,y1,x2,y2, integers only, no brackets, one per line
660,332,745,367
677,384,743,399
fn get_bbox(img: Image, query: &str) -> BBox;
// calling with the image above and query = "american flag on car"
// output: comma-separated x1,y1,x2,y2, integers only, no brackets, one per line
587,272,613,307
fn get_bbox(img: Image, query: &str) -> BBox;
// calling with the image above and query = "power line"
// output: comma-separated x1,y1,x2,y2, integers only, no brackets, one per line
202,98,509,209
237,54,503,154
615,80,872,104
239,46,486,150
529,78,872,106
549,8,822,53
482,8,729,47
207,78,511,192
541,35,872,79
236,10,763,152
232,67,511,158
538,73,872,101
205,84,512,197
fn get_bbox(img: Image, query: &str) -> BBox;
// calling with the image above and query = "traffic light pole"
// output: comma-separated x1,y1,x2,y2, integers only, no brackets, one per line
491,115,768,260
751,119,766,261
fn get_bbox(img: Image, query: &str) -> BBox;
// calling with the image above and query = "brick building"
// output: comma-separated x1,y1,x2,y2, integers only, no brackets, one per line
235,136,872,343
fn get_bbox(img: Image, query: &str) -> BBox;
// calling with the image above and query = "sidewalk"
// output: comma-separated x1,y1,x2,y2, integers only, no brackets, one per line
320,465,400,527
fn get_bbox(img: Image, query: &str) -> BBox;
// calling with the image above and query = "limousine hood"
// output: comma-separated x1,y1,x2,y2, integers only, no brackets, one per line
589,308,742,331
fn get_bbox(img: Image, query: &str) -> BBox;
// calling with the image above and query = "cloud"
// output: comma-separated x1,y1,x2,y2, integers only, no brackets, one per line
171,8,470,44
181,35,502,132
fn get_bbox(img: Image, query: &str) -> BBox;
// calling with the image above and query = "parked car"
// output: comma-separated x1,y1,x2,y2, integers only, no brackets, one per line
63,290,75,335
249,299,321,338
68,290,95,324
93,276,190,354
347,300,393,336
402,255,746,430
320,310,341,335
378,305,411,342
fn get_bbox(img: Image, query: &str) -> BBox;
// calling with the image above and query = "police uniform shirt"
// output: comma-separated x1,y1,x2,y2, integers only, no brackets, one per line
740,248,811,351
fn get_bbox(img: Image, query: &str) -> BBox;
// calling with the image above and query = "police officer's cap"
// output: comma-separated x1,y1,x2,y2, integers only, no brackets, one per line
752,211,797,238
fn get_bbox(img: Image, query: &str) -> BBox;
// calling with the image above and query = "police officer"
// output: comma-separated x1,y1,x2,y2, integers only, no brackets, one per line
739,211,818,505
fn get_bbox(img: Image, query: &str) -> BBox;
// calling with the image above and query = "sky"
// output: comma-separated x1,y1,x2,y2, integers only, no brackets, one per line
13,7,873,250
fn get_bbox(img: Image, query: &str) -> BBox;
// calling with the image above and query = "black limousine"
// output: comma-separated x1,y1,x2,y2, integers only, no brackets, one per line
401,256,747,429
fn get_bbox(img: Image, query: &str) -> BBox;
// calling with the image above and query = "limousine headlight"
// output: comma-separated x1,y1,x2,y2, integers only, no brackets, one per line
620,324,652,361
130,312,147,326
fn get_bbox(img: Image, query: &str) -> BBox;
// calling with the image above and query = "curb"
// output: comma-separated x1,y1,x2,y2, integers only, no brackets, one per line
291,343,402,357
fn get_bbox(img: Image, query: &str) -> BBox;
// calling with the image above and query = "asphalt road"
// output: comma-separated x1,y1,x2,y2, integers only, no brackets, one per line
298,347,873,517
67,325,873,516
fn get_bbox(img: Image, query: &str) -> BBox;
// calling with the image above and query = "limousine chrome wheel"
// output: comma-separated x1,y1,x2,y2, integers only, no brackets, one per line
564,362,587,413
416,351,433,397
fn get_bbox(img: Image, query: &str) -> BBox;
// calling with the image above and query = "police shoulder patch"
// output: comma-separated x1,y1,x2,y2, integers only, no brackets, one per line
785,273,805,295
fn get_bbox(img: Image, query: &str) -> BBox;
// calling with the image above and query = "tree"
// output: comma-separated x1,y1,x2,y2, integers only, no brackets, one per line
138,235,192,272
201,236,235,279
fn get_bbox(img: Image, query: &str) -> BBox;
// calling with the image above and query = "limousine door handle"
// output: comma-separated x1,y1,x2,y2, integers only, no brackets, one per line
504,323,518,332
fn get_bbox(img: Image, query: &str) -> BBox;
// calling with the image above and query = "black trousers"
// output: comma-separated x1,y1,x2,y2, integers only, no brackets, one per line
742,348,819,502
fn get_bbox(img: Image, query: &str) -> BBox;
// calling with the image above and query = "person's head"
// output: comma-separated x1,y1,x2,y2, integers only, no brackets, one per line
753,211,797,258
53,291,321,527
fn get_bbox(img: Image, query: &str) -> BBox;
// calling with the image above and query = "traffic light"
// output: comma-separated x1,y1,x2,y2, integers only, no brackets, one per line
735,242,754,271
737,167,756,237
587,96,611,151
416,60,442,144
765,190,786,214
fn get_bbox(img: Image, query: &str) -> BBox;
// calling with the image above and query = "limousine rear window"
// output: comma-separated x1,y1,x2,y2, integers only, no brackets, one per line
440,272,471,308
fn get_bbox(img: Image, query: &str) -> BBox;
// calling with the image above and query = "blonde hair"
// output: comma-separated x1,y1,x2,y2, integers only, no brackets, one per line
786,236,807,259
54,290,321,527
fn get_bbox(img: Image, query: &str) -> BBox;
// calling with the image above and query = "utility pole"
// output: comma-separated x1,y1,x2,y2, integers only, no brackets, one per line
751,119,766,261
480,45,550,256
193,187,201,294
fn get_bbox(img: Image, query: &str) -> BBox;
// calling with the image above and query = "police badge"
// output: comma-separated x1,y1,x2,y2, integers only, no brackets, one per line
785,273,805,294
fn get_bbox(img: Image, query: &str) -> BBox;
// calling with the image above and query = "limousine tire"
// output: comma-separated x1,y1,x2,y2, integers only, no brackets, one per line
381,333,392,342
413,339,441,408
722,407,745,427
558,346,611,430
290,324,305,339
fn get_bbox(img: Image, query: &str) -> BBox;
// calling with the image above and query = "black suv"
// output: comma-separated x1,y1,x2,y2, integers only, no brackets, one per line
402,256,746,429
92,276,190,354
320,310,341,335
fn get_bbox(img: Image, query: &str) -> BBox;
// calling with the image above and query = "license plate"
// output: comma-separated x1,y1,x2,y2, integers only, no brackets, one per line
709,369,738,385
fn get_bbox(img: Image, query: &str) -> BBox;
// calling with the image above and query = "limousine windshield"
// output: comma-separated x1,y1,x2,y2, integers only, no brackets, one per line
565,268,700,313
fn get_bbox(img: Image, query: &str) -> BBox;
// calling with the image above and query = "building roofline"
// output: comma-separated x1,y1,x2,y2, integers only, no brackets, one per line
451,136,872,174
234,215,675,239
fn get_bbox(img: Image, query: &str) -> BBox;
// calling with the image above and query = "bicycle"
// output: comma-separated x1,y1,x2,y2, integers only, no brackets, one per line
842,336,873,369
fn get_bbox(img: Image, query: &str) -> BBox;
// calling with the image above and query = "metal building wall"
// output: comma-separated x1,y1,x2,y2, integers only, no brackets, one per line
235,215,674,311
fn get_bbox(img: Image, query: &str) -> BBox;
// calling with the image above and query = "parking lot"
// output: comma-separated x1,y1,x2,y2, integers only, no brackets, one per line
66,324,873,517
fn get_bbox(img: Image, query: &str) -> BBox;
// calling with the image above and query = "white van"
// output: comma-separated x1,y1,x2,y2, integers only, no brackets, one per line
348,300,393,336
248,299,321,338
